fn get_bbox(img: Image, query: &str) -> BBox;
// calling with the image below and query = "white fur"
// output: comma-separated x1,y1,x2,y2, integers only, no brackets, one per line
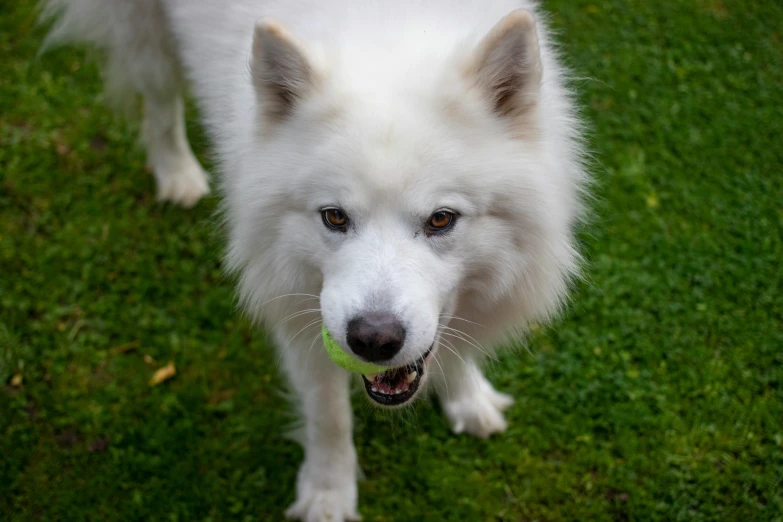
41,1,588,519
143,94,210,207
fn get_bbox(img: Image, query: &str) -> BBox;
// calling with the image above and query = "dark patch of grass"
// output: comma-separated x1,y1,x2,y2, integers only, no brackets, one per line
2,0,782,520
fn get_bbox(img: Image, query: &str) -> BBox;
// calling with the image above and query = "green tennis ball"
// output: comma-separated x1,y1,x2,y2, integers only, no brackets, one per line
322,324,387,374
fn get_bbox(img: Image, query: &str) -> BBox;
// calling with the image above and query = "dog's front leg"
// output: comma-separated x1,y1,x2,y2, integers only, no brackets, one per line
278,330,361,522
433,350,514,439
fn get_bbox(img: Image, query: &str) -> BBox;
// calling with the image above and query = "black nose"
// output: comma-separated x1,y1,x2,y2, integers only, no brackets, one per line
346,313,406,362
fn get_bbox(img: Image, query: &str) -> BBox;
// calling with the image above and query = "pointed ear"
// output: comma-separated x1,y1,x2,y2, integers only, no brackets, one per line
466,9,542,118
251,19,315,121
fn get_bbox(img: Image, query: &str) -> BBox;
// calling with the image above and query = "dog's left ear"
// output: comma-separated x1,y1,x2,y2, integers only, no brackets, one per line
251,19,317,121
467,9,542,118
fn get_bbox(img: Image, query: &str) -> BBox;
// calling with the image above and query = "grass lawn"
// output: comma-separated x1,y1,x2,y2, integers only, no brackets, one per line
2,0,782,520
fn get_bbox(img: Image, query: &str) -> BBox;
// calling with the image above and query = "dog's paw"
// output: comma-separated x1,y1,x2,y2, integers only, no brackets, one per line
442,379,513,438
285,466,360,522
285,489,361,522
155,162,210,208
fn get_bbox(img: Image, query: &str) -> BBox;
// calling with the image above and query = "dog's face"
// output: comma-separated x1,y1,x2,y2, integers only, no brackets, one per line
230,12,579,406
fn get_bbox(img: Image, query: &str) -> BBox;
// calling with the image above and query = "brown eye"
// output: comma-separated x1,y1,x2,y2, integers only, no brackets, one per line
322,208,348,229
428,211,455,231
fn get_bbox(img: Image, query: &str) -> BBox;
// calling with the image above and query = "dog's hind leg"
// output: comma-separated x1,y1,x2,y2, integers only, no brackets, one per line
142,93,209,207
433,352,514,439
41,0,210,207
278,330,361,522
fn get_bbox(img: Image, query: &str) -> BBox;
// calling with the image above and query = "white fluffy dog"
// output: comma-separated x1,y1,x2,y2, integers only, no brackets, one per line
42,0,588,519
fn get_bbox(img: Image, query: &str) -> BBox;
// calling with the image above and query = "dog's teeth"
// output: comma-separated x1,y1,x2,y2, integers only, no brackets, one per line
371,386,378,393
365,373,378,380
406,372,417,383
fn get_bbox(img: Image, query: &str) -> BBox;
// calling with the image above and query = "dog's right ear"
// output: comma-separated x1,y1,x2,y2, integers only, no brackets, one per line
251,19,316,121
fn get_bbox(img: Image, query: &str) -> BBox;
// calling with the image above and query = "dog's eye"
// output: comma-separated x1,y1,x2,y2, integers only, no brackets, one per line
427,211,455,232
322,208,348,230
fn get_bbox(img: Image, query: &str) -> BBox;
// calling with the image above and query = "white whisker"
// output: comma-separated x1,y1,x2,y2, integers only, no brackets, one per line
438,325,497,361
439,336,484,389
260,293,320,307
438,314,486,328
293,296,321,308
438,329,483,357
436,335,469,369
431,352,449,399
273,308,322,329
284,318,323,349
303,330,323,376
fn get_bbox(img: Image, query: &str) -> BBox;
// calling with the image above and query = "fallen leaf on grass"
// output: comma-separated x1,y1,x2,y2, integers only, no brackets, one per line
149,362,176,386
208,389,236,404
88,437,110,453
89,133,107,151
54,142,71,157
10,374,23,387
112,340,140,354
55,429,82,449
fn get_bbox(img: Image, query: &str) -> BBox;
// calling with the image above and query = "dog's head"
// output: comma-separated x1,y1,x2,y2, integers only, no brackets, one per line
228,10,583,406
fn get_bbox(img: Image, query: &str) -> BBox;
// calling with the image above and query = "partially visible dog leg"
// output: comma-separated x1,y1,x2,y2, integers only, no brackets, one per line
41,0,210,208
279,331,361,522
433,352,514,438
143,94,210,207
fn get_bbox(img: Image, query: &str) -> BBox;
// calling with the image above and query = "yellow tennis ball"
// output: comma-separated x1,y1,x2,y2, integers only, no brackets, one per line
322,324,387,374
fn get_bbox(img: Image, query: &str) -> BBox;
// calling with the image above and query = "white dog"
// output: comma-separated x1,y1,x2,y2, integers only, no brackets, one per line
42,0,588,519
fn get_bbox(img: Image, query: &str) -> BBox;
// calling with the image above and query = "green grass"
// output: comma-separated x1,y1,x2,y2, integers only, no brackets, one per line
2,0,782,520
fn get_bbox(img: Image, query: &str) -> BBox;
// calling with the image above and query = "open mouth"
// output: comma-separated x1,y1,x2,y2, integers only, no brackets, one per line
361,346,433,406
